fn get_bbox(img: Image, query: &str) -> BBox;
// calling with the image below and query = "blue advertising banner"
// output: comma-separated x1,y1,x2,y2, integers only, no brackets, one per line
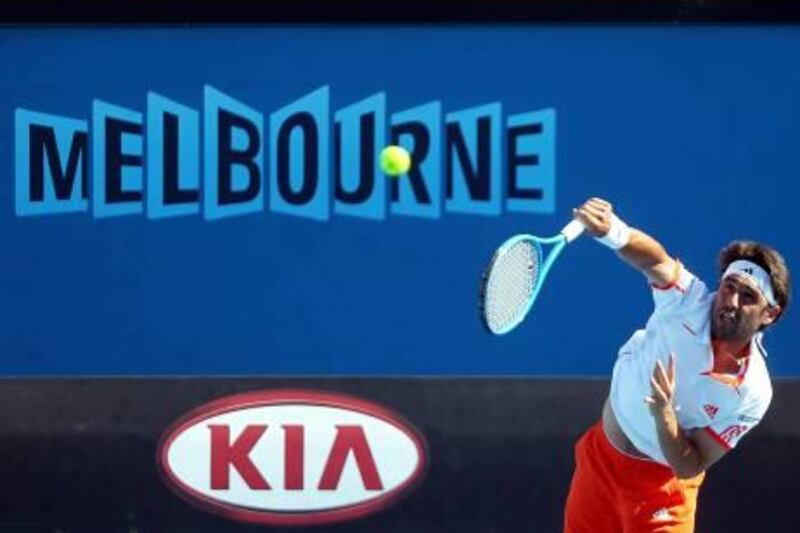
1,27,798,376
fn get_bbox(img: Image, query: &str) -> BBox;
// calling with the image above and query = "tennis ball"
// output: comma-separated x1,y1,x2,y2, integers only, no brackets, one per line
380,145,412,176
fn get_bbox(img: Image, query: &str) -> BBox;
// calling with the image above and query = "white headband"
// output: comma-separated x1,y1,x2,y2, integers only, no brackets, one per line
723,260,777,307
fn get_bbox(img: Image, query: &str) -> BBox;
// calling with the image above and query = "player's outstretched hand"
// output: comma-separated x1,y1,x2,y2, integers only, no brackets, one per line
645,352,677,417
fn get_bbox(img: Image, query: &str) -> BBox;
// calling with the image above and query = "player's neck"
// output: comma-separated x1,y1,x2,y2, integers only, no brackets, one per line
711,337,751,374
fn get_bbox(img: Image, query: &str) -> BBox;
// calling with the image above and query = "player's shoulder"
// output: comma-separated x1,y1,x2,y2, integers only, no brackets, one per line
713,377,771,435
744,340,773,400
650,267,713,325
652,264,710,300
720,347,773,425
733,385,772,425
678,267,711,299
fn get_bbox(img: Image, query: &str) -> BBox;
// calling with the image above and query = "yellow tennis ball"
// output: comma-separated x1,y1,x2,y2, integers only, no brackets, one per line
380,145,412,176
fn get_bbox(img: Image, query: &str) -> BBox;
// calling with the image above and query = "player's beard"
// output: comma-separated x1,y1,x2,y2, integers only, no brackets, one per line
711,303,759,342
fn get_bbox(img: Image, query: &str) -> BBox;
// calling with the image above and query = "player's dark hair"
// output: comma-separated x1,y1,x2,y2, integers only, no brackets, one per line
718,240,791,328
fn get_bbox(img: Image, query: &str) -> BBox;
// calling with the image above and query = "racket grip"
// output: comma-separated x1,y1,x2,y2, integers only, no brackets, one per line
560,219,585,243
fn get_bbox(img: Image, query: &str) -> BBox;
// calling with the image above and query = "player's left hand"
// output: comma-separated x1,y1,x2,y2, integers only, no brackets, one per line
645,352,676,417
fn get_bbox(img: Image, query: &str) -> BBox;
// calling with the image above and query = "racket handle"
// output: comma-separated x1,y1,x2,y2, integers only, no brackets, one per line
560,219,585,243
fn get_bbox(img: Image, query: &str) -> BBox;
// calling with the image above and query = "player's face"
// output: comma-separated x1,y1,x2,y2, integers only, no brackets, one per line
712,275,773,341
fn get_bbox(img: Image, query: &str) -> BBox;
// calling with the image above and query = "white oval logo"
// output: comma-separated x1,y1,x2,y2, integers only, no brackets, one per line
157,390,427,526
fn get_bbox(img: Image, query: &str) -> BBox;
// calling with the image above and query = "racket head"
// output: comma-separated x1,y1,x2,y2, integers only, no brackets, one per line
479,234,545,335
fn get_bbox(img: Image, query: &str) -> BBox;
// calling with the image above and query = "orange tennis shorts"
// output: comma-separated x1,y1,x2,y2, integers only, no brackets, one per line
564,421,705,533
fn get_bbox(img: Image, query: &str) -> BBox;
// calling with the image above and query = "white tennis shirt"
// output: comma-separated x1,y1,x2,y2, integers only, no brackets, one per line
609,265,773,465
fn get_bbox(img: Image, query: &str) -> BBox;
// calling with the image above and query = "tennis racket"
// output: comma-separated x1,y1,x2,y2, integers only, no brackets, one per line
479,219,585,335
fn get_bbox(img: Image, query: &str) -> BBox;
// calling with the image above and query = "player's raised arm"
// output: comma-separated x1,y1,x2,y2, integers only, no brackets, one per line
573,197,677,287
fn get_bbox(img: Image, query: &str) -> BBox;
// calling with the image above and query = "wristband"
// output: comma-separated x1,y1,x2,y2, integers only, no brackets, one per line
596,213,631,250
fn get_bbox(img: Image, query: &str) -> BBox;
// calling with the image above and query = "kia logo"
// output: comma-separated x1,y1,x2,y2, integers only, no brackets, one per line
157,389,428,526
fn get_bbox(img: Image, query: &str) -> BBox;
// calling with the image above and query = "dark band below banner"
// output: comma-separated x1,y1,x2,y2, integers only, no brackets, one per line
0,378,797,532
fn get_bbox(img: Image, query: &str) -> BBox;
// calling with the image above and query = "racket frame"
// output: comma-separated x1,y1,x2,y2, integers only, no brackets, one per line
479,220,583,335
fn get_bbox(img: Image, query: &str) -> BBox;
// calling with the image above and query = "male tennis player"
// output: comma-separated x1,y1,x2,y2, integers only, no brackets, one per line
563,197,791,533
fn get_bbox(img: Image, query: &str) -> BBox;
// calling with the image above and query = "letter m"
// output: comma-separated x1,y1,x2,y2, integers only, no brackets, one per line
15,109,88,216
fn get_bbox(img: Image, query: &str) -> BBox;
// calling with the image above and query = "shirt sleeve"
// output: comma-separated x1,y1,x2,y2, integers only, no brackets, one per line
651,261,708,317
703,400,770,451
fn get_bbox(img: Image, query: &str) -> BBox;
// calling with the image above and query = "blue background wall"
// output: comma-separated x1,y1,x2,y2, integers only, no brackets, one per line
1,26,797,376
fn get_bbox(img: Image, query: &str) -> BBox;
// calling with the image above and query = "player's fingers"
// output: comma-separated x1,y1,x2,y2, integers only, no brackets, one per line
583,203,608,218
654,361,672,394
573,207,604,227
669,352,676,382
574,206,611,238
654,359,666,381
581,207,611,228
589,197,611,206
588,198,613,211
649,376,667,402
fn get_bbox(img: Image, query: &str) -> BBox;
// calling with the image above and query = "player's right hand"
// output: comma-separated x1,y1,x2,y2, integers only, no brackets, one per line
573,197,614,237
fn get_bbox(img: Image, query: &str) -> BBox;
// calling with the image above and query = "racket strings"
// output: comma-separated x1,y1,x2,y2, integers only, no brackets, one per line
483,241,540,333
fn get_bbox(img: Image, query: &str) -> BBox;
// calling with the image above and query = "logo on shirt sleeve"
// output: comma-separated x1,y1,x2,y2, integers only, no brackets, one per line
703,404,719,419
719,424,749,445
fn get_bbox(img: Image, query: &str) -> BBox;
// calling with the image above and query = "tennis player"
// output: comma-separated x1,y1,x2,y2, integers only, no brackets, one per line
563,198,791,532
